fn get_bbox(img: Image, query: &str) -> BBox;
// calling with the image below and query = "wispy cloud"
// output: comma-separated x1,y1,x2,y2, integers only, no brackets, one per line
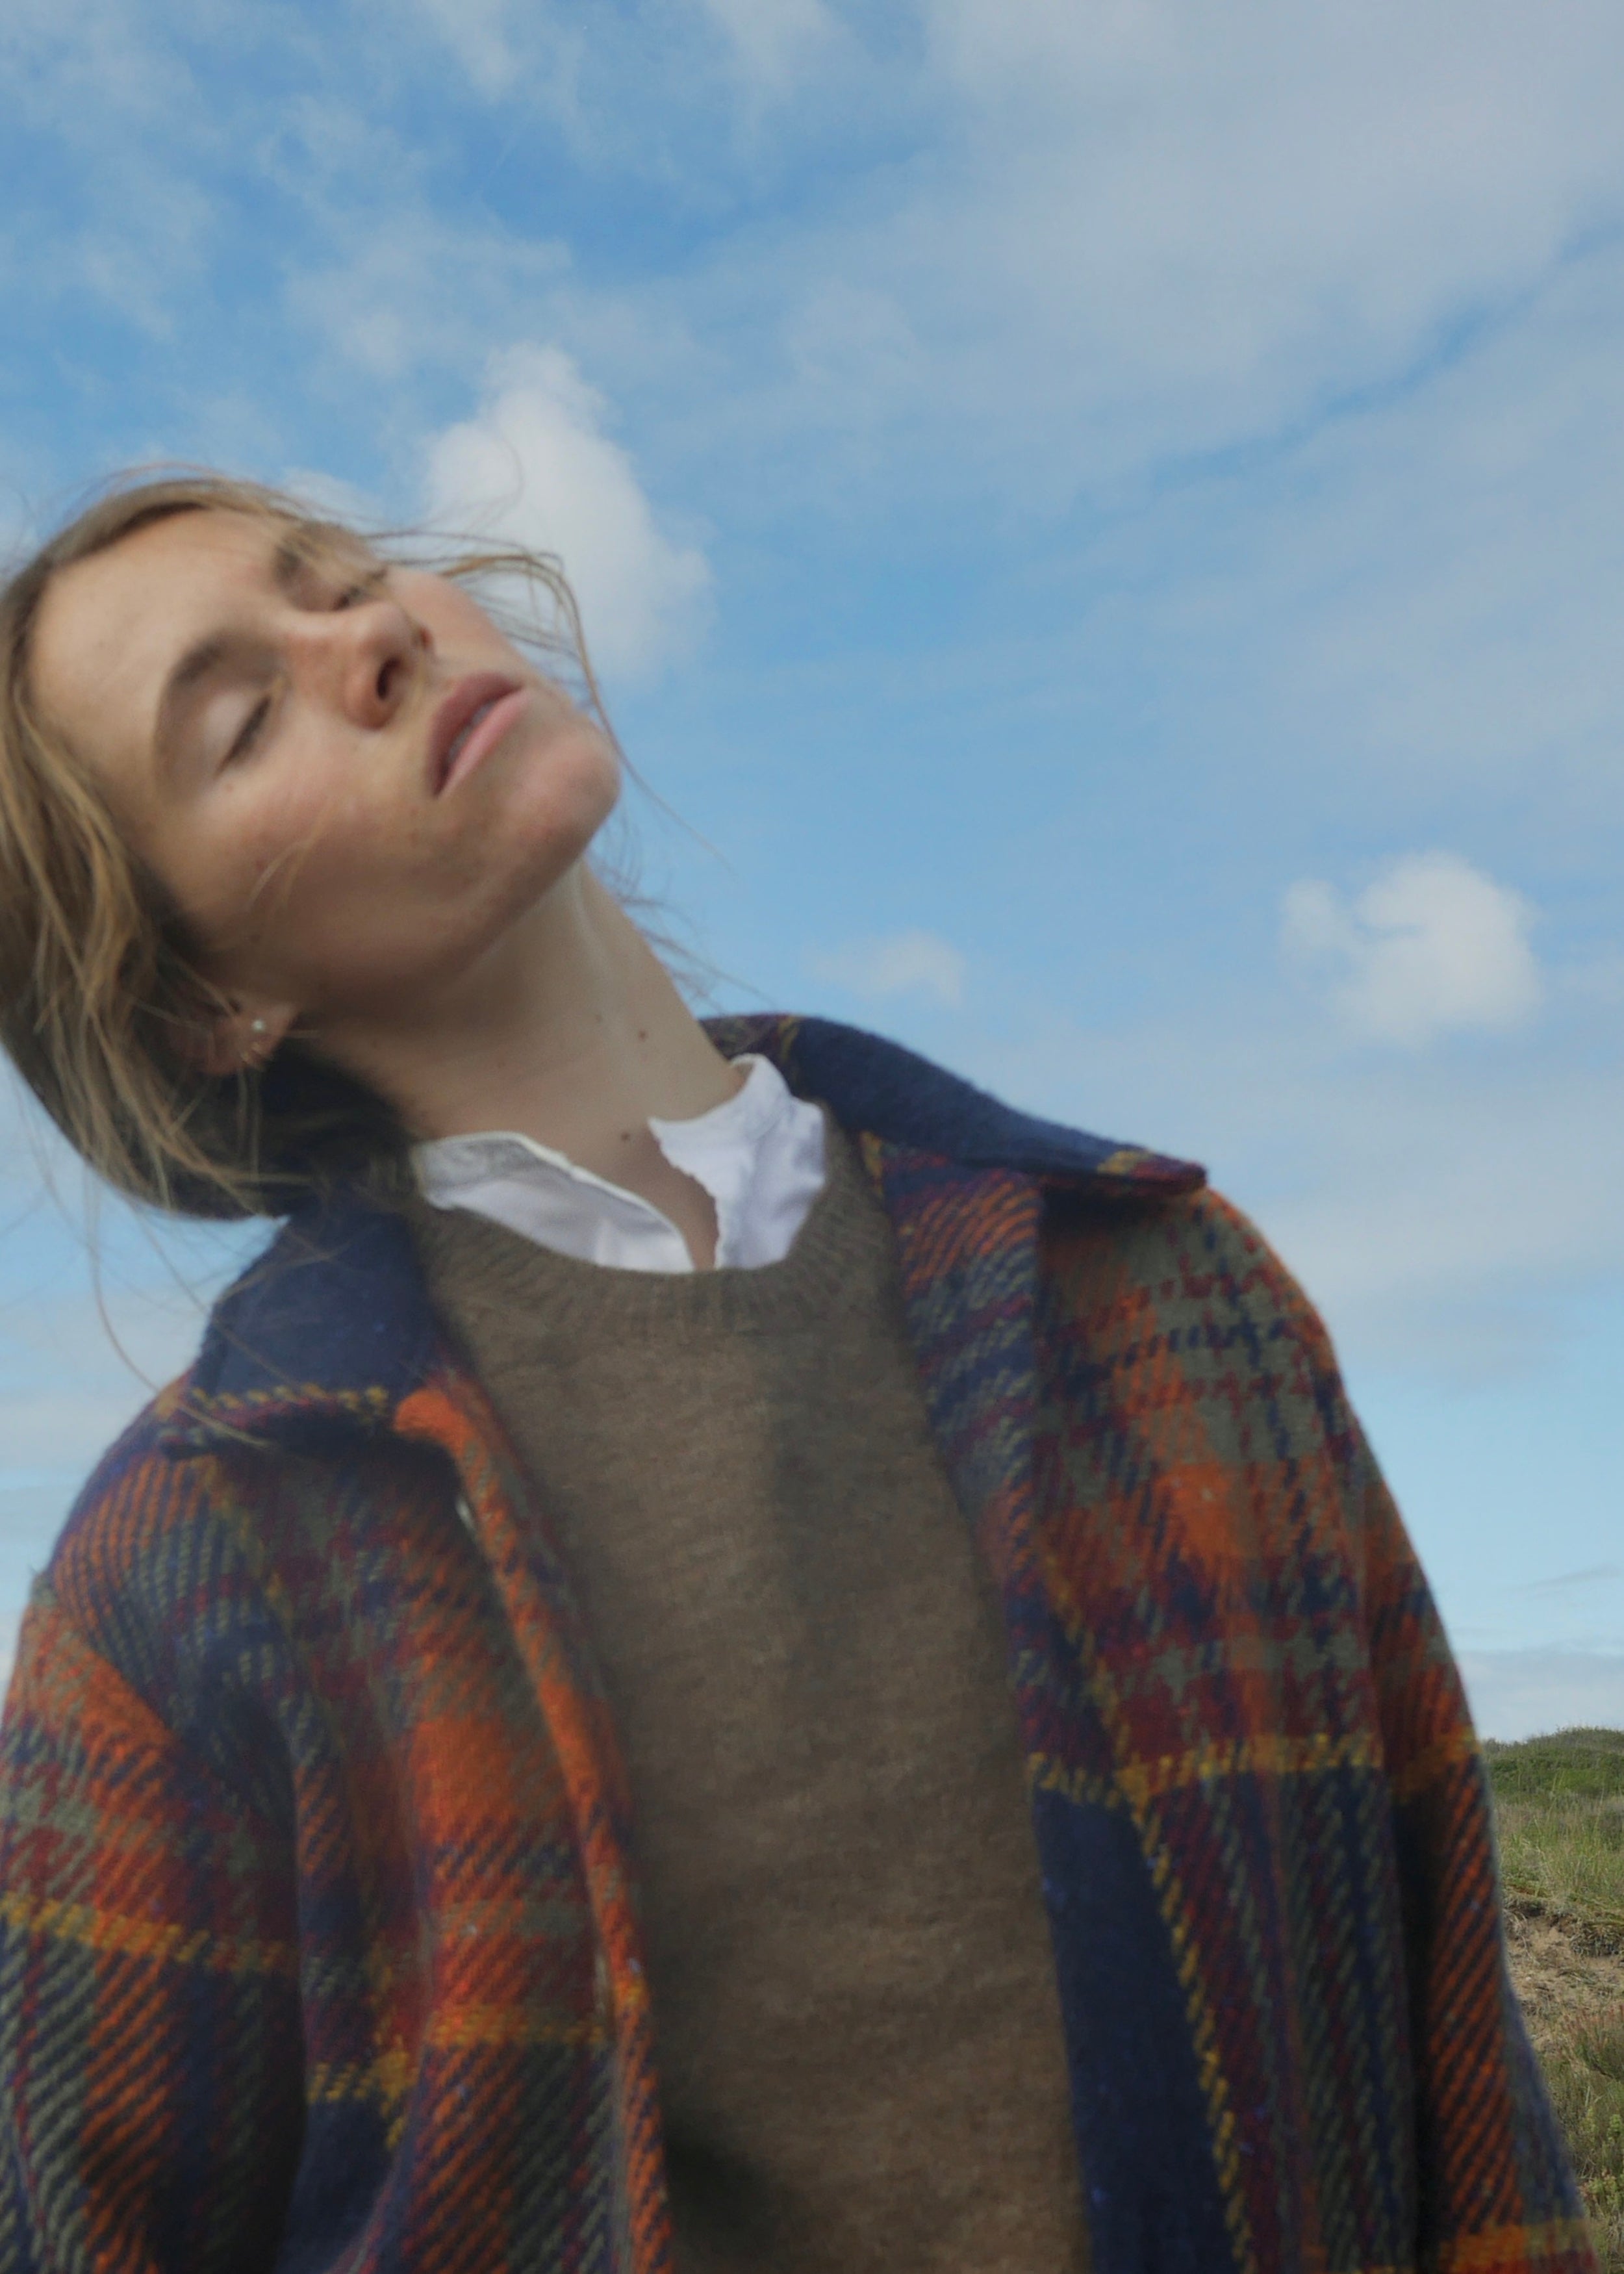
7,0,1624,528
535,0,1624,508
280,151,569,396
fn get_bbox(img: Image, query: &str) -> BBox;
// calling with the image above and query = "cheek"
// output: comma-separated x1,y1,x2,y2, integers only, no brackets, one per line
175,781,375,971
192,718,620,997
254,790,344,887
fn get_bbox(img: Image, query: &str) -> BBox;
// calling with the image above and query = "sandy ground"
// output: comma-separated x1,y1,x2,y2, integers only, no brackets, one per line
1507,1898,1624,2048
1504,1897,1624,2270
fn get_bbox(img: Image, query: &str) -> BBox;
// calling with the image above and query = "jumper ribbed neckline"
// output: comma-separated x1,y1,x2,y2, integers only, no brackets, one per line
409,1111,880,1340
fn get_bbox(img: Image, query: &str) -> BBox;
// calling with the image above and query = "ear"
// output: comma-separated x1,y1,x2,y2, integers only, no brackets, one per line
181,1001,299,1079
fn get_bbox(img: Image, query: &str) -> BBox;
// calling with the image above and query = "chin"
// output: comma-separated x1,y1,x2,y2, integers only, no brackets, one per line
510,709,618,819
490,739,620,893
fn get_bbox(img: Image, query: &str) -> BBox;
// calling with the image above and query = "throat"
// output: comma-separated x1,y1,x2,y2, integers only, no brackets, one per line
600,1126,720,1270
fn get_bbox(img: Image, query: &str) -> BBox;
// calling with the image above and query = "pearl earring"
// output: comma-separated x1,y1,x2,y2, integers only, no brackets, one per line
249,1018,268,1036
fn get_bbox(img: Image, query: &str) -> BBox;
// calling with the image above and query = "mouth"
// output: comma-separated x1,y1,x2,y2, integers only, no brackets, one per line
428,672,527,796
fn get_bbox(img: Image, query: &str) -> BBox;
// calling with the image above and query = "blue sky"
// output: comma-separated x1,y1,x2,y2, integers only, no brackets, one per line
3,0,1623,1737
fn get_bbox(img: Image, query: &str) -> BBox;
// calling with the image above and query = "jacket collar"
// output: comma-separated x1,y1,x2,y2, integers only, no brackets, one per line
167,1013,1202,1446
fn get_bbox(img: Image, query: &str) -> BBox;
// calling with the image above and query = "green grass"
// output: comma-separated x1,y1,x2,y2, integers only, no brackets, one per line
1487,1727,1624,2269
1487,1726,1624,1806
1490,1726,1624,1925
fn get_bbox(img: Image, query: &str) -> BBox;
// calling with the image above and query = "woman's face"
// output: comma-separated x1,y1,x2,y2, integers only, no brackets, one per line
29,507,621,1047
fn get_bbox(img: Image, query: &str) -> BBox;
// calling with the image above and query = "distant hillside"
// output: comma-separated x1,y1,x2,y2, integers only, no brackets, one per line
1487,1724,1624,1804
1488,1726,1624,2268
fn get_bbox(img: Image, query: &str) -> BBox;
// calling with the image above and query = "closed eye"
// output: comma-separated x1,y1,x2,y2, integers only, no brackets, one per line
224,692,272,767
333,568,388,609
214,559,389,766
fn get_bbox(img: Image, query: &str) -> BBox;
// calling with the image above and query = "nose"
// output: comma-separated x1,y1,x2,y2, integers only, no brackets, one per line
296,594,427,726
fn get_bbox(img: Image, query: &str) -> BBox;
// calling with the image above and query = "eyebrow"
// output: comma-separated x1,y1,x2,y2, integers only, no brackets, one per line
149,528,340,774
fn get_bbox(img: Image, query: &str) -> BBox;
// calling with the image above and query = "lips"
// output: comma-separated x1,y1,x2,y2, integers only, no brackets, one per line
428,672,526,796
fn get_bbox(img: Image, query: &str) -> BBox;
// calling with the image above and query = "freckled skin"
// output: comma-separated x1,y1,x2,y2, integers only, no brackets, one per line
30,509,622,1038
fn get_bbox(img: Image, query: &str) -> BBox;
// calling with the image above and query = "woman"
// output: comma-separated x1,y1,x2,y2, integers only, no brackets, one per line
0,474,1593,2274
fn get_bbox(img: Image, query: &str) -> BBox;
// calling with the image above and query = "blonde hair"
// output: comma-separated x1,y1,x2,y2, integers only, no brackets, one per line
0,469,607,1220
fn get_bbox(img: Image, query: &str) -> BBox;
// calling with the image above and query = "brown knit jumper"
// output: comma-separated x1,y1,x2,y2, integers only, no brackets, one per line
411,1124,1085,2273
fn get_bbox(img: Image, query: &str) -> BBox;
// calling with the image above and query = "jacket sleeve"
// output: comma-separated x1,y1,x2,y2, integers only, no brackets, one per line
0,1579,303,2274
1245,1194,1597,2271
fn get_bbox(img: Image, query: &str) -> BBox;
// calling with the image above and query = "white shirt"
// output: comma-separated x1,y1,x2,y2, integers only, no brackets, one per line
412,1054,829,1274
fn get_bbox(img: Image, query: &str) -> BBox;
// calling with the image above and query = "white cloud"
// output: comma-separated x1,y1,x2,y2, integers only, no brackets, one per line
810,930,967,1008
1282,852,1541,1048
422,346,712,681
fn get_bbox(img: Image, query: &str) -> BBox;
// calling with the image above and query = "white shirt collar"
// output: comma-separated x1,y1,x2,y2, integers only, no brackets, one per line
412,1054,828,1275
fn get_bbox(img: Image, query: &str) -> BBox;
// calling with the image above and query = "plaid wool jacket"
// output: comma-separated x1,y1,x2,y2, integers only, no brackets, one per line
0,1015,1594,2274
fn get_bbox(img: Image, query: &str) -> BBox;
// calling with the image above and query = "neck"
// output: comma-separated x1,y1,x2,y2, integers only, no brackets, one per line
318,866,739,1265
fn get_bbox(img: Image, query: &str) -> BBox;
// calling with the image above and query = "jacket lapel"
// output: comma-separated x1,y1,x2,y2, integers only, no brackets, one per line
861,1136,1049,1600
